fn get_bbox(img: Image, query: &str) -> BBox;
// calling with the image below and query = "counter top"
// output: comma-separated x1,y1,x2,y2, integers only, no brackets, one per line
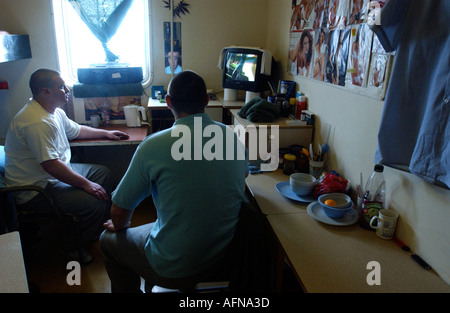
245,169,450,293
0,232,29,293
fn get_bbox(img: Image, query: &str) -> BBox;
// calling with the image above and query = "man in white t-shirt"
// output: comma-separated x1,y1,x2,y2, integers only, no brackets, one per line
4,68,129,263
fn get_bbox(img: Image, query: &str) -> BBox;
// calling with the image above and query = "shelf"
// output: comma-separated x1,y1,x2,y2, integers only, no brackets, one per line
0,34,32,63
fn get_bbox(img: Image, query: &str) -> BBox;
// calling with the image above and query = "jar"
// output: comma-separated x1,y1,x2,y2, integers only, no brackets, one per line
283,154,296,175
278,148,289,169
298,154,310,173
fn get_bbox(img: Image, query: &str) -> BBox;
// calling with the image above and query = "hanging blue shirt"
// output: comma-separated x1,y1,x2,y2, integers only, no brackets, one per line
371,0,450,188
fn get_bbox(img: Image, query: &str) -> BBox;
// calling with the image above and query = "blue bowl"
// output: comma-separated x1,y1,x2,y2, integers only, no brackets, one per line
319,199,354,219
318,193,352,208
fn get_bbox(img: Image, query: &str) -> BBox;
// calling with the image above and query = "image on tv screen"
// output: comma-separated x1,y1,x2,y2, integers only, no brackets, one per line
225,53,257,82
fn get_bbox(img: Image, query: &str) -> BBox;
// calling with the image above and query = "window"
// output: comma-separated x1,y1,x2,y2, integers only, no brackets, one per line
52,0,152,87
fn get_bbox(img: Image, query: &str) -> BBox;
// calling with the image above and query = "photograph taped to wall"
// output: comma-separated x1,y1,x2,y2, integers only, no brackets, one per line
84,96,141,121
366,53,390,99
312,28,329,81
324,27,350,86
349,0,369,25
366,0,387,26
164,22,182,75
327,0,349,30
313,0,328,29
291,0,317,30
288,29,315,77
345,23,373,88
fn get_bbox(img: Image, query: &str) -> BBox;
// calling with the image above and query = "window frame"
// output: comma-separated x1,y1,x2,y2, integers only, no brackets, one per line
51,0,153,88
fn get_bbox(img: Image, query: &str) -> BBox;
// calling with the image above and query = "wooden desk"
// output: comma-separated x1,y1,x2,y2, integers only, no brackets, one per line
69,124,148,184
148,98,224,132
245,170,450,293
70,124,148,147
0,231,29,293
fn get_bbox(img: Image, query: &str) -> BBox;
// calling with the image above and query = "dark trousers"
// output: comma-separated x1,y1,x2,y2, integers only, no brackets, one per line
17,163,112,250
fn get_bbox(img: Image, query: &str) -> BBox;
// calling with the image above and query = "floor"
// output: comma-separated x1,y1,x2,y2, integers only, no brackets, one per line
22,197,302,293
23,197,156,293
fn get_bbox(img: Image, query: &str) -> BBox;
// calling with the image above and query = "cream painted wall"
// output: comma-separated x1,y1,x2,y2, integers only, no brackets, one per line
148,0,268,92
0,0,59,142
0,0,268,139
266,0,449,285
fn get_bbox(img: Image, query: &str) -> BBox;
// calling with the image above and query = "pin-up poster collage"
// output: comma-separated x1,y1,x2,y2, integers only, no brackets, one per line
288,0,393,99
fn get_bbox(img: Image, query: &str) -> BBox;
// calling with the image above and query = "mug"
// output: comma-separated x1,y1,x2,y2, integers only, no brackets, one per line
90,115,100,128
370,209,398,239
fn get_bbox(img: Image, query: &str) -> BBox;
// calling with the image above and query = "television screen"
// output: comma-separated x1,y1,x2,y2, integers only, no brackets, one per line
222,48,272,93
225,52,258,82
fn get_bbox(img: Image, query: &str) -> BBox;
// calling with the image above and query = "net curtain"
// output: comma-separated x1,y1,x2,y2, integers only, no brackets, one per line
68,0,135,62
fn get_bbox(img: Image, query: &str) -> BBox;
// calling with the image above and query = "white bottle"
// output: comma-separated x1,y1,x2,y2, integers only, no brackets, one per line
359,164,385,229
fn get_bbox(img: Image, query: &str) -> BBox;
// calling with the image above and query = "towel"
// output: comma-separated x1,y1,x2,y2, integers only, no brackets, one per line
238,97,279,123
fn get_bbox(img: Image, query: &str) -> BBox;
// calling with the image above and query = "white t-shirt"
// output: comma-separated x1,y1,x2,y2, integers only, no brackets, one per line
4,99,81,203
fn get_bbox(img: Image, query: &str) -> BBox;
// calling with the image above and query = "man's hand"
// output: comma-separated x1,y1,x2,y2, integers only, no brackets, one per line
103,218,131,232
82,180,109,200
41,159,108,200
77,126,129,141
105,130,129,141
103,204,134,232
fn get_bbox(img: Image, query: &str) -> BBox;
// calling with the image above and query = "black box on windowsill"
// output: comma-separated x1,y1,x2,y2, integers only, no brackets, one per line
77,66,143,84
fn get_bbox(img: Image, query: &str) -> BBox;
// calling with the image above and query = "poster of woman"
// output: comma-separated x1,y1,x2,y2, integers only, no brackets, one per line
290,0,316,30
312,28,329,81
327,0,349,30
346,23,372,87
349,0,369,24
325,27,350,86
289,29,315,77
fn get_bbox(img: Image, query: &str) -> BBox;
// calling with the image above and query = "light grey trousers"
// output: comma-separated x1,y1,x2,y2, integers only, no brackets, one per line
100,223,228,293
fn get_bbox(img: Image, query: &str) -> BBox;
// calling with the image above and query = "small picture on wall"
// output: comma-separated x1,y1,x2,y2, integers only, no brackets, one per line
164,22,182,75
151,86,165,99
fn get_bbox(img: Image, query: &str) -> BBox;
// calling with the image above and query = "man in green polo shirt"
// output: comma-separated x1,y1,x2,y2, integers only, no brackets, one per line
100,70,248,292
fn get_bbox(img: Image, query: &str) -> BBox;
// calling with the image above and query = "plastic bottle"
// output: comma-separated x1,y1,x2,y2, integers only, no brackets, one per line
359,164,385,230
100,101,110,125
296,95,306,119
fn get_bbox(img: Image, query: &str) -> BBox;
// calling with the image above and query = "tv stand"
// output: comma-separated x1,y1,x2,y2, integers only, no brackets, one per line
223,88,260,103
245,91,260,103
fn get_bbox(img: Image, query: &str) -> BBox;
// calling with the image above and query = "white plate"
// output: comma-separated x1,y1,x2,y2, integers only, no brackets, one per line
307,201,358,226
275,181,315,203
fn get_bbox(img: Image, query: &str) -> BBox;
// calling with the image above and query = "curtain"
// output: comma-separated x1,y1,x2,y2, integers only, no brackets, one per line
68,0,135,62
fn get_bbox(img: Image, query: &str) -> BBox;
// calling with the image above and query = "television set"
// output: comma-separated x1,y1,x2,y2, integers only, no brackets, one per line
219,46,273,102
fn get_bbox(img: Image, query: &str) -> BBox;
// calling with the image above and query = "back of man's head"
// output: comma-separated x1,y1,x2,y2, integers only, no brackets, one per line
29,68,60,97
167,70,207,114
